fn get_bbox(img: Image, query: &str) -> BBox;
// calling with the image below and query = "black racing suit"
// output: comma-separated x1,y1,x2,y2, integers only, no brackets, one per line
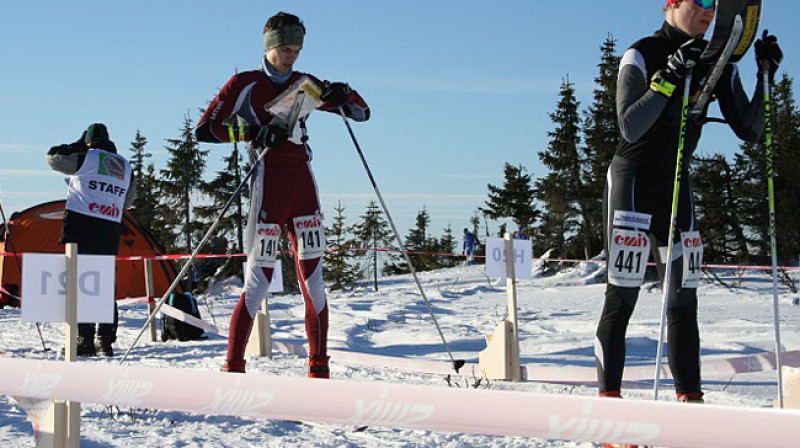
595,22,766,395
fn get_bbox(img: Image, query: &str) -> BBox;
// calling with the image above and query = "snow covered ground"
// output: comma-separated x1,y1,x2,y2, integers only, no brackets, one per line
1,261,799,447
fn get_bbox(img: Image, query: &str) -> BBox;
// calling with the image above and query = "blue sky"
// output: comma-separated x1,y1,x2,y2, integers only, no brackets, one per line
1,1,797,240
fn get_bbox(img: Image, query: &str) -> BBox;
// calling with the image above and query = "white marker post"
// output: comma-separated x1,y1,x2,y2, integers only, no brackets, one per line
479,233,531,381
245,260,283,358
63,243,80,448
21,248,115,448
143,259,158,342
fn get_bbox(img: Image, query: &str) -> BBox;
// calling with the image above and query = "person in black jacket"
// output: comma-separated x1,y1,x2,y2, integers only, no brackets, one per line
595,0,782,410
47,123,137,357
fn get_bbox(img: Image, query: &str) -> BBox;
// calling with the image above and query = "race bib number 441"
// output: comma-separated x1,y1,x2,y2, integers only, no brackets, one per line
293,215,326,260
608,229,650,288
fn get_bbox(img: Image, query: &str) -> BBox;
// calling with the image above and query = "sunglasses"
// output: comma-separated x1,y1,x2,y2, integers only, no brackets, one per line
692,0,715,10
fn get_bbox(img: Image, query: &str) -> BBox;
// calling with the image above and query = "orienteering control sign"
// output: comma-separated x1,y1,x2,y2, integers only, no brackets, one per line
21,253,115,323
485,237,532,280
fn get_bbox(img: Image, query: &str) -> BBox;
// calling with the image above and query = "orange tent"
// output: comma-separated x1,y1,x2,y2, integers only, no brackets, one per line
0,200,182,306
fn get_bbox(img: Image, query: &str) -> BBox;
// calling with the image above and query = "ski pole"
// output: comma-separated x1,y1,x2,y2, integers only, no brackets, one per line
338,109,465,373
653,70,693,401
120,93,308,365
763,66,784,408
0,198,50,351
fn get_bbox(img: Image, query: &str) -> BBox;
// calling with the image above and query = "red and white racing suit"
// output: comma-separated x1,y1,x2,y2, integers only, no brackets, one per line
196,60,369,369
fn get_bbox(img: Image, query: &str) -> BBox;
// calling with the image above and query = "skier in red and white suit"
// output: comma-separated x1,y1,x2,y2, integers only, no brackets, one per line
196,12,369,378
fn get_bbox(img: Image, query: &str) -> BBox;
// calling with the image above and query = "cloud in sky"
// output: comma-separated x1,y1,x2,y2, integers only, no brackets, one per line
0,169,61,178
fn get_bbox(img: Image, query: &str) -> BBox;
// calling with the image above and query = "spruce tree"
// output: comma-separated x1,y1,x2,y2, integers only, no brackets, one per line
582,34,620,256
437,224,458,268
160,114,208,255
324,201,359,291
692,155,749,263
353,201,393,290
127,131,159,235
481,163,538,229
195,143,248,278
534,76,587,259
735,73,800,264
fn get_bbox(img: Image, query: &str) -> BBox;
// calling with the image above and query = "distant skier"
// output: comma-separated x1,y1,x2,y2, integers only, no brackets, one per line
195,12,369,378
47,123,136,357
595,0,781,421
462,228,480,265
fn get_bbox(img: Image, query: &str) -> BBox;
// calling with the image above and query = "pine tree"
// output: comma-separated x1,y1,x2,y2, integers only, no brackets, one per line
481,163,538,229
437,224,458,268
324,201,359,291
353,201,393,290
534,76,587,259
194,143,248,279
160,114,208,255
691,155,749,264
734,74,800,264
127,131,160,235
582,34,620,257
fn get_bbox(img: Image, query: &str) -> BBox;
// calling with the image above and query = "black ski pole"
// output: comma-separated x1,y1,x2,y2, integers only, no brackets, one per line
337,109,465,373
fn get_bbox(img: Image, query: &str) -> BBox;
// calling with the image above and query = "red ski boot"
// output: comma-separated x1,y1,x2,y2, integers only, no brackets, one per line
309,356,330,379
222,359,246,373
677,391,704,403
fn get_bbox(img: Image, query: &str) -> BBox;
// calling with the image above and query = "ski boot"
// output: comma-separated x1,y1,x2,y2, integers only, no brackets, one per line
222,359,246,373
309,356,330,379
677,392,704,403
95,340,114,357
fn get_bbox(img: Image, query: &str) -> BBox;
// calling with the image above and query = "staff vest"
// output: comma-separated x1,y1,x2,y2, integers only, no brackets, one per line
65,149,132,223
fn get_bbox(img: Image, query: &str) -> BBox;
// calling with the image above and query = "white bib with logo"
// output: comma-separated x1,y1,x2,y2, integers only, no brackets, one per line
293,214,326,260
608,228,650,287
681,231,704,288
65,149,132,223
250,223,281,268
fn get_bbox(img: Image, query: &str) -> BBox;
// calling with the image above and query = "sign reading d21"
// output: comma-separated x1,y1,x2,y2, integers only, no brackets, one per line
21,253,116,323
485,237,533,280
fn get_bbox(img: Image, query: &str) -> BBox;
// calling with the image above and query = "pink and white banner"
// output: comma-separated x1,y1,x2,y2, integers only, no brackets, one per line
2,357,796,448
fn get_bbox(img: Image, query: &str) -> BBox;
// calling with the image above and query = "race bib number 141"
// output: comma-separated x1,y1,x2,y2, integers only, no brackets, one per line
293,215,326,260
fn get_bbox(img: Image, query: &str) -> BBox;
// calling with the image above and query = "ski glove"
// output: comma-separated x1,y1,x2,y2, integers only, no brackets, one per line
321,82,352,108
252,123,289,149
650,38,704,98
755,30,782,82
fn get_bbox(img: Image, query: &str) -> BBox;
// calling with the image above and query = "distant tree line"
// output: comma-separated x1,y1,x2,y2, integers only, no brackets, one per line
481,34,800,270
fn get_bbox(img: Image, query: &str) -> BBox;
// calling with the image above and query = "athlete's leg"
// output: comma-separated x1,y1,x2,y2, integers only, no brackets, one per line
596,156,645,394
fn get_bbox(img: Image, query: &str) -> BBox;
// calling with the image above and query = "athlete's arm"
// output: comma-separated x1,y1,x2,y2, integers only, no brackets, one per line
46,140,86,175
715,64,765,143
616,49,670,143
313,76,370,122
124,174,137,209
196,75,254,144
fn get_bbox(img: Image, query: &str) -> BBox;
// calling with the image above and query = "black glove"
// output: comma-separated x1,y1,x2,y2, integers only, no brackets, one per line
320,82,352,108
755,30,783,82
252,123,289,149
661,37,705,84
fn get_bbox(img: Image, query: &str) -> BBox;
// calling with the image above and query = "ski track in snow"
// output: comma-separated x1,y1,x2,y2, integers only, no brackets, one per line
1,263,799,447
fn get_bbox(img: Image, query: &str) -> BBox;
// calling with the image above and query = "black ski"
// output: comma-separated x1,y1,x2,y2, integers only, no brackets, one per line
691,0,763,116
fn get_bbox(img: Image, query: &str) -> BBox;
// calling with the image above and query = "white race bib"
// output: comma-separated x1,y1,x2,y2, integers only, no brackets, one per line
250,223,281,268
608,228,650,288
293,214,325,260
681,231,703,288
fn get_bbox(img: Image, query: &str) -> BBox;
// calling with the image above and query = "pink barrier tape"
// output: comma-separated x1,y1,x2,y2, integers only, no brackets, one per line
5,249,798,271
159,304,228,338
0,357,797,447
